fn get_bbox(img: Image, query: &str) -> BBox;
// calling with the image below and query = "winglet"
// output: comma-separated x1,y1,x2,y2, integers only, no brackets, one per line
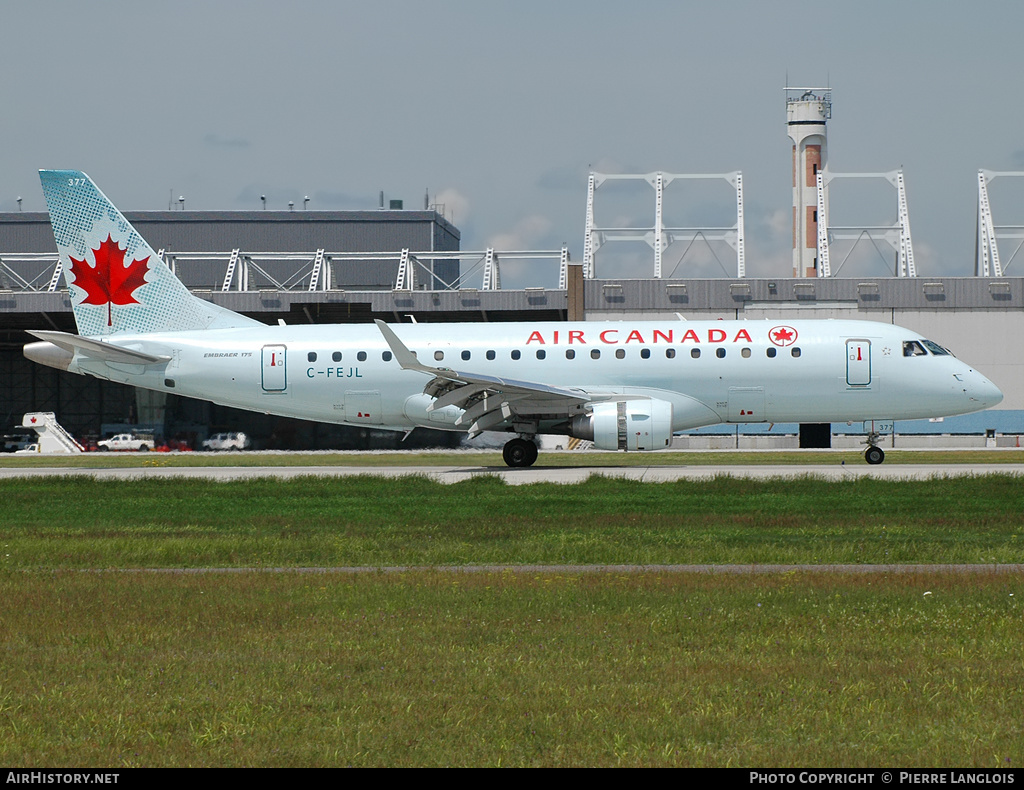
374,319,429,373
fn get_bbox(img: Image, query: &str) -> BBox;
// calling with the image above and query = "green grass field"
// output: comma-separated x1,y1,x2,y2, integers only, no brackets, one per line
1,473,1023,766
2,474,1023,568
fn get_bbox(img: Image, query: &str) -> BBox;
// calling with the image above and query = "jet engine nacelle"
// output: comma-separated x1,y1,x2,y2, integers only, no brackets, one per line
570,399,674,451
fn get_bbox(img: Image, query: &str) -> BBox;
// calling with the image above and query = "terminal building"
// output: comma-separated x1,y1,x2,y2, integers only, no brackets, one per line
1,89,1021,449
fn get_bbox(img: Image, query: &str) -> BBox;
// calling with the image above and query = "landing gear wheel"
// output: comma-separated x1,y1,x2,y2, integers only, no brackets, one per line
865,446,885,465
502,438,538,468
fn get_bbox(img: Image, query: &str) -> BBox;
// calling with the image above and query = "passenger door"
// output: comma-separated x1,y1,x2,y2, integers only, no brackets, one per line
261,344,288,392
846,339,871,387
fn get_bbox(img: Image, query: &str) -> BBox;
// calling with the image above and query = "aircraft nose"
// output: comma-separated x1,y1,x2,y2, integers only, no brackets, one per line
966,370,1003,409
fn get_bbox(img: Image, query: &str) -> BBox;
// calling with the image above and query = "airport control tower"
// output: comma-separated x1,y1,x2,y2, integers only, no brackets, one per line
787,87,831,278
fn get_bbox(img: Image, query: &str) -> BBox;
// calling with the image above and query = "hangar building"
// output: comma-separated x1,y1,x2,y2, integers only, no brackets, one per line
0,208,481,449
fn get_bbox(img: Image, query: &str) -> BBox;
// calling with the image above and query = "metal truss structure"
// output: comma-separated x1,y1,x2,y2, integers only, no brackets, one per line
0,247,570,294
976,170,1024,277
395,248,569,292
0,254,61,293
583,171,746,279
815,169,916,277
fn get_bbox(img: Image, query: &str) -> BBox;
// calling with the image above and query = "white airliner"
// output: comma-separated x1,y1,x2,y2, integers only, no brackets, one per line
24,170,1002,466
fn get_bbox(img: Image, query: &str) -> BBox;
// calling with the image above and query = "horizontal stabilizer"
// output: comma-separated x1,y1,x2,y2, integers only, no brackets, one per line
26,330,170,365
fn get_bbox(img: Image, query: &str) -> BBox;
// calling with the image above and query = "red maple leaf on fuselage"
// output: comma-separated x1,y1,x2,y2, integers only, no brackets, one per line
69,235,149,327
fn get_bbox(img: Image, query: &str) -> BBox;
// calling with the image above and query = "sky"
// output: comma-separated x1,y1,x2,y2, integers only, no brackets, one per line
3,0,1024,287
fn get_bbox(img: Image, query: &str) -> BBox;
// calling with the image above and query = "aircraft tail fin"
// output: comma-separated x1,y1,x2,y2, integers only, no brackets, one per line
39,170,259,336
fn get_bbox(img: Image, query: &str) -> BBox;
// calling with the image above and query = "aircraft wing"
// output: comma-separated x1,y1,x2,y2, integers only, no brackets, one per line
375,320,596,435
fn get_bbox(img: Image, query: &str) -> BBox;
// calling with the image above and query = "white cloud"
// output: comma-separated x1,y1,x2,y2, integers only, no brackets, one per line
432,188,471,226
487,215,553,251
763,209,791,240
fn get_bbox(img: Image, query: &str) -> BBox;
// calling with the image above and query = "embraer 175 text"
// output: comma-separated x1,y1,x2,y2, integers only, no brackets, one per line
24,171,1003,466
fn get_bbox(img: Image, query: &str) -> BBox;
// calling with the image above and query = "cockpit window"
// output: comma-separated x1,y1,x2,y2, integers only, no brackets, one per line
903,341,927,357
921,339,951,356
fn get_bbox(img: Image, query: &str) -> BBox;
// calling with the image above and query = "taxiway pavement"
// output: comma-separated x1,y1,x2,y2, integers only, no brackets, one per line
1,462,1022,483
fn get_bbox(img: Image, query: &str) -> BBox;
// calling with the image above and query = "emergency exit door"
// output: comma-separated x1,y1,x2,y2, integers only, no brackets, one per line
846,339,871,386
262,344,287,392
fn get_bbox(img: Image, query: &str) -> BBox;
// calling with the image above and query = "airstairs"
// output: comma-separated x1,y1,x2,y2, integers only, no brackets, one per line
20,412,84,453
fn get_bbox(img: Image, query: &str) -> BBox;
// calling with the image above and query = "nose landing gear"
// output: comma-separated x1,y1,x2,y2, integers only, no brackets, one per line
864,431,885,465
865,445,885,465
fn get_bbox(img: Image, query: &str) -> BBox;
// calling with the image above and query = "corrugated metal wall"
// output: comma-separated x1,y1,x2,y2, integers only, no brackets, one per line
584,277,1023,314
0,211,460,290
0,211,459,252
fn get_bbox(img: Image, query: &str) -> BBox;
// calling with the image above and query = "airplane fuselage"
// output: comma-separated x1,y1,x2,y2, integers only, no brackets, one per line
27,169,1006,466
53,318,1001,436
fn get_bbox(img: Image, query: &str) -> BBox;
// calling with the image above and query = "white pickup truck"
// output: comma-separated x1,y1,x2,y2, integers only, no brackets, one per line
201,432,250,451
96,433,155,452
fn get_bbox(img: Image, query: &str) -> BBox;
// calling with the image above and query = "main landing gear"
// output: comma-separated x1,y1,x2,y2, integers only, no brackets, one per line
502,437,538,468
864,431,885,465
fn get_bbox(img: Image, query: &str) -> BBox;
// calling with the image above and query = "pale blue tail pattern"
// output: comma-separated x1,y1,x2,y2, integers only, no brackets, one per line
39,170,258,337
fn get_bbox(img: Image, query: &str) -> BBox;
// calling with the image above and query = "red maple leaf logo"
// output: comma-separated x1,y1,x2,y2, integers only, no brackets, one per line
68,235,149,327
769,325,798,347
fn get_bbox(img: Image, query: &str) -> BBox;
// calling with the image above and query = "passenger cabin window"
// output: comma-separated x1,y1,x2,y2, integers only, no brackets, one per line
716,348,726,359
615,349,625,359
434,350,444,361
462,350,471,361
308,352,317,362
741,348,751,358
566,349,575,360
691,348,701,359
486,350,495,360
382,351,393,362
332,351,342,362
791,347,801,358
511,350,521,360
903,341,927,357
591,349,601,359
665,349,676,359
536,350,546,360
766,347,777,358
357,351,367,362
641,348,651,359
